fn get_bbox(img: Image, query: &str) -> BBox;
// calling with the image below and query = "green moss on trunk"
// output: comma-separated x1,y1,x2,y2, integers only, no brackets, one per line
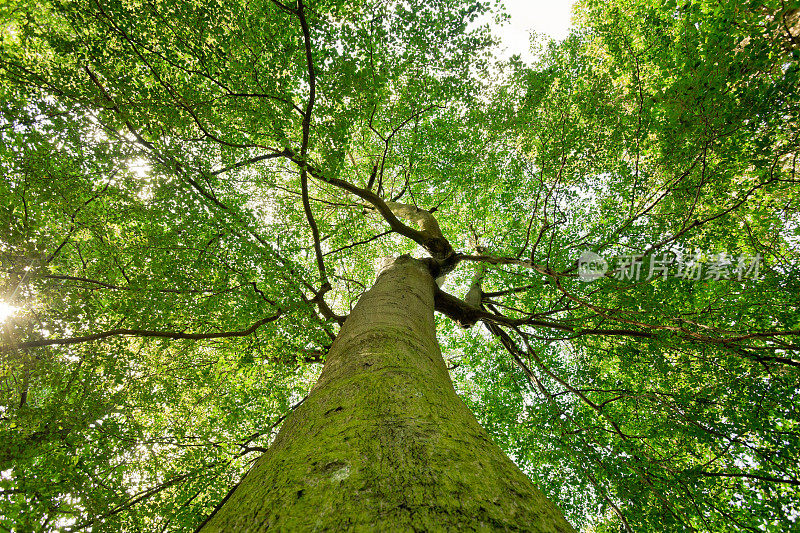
200,256,576,532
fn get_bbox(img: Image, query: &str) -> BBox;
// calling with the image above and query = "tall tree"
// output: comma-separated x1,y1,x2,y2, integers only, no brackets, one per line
1,0,798,531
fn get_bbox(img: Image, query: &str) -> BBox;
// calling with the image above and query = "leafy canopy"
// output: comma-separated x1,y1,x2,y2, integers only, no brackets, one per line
1,0,799,531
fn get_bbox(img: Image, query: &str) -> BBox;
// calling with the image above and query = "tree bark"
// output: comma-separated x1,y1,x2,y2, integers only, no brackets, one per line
199,255,575,532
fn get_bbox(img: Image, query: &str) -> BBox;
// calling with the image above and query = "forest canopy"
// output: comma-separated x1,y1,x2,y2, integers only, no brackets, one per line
1,0,799,531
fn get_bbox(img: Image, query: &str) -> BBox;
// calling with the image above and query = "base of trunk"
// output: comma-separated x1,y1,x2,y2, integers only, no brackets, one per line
200,256,575,532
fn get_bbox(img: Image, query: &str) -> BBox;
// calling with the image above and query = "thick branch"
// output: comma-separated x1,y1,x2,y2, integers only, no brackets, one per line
434,287,654,340
2,312,284,352
291,155,454,263
292,0,327,285
384,200,444,240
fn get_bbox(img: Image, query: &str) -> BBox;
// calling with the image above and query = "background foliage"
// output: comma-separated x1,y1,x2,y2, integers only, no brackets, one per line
1,0,799,530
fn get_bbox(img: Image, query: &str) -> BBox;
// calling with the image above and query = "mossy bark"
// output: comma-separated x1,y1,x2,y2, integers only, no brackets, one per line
200,256,576,532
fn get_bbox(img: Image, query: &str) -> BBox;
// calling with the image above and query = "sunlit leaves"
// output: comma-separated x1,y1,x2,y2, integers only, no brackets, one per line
1,0,799,531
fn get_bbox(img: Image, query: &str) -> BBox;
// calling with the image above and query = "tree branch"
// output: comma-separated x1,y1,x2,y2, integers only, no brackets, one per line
291,155,455,265
2,312,284,352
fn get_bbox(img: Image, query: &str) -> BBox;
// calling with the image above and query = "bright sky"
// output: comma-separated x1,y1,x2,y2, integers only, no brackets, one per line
495,0,577,62
0,301,18,323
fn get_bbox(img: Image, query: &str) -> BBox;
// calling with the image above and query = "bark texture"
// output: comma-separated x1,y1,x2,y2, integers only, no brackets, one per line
200,255,575,532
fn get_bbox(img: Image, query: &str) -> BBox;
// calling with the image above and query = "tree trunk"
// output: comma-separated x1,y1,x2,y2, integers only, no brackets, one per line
199,255,576,532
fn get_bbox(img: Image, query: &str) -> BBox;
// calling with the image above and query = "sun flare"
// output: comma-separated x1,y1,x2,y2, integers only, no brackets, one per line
0,302,19,323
